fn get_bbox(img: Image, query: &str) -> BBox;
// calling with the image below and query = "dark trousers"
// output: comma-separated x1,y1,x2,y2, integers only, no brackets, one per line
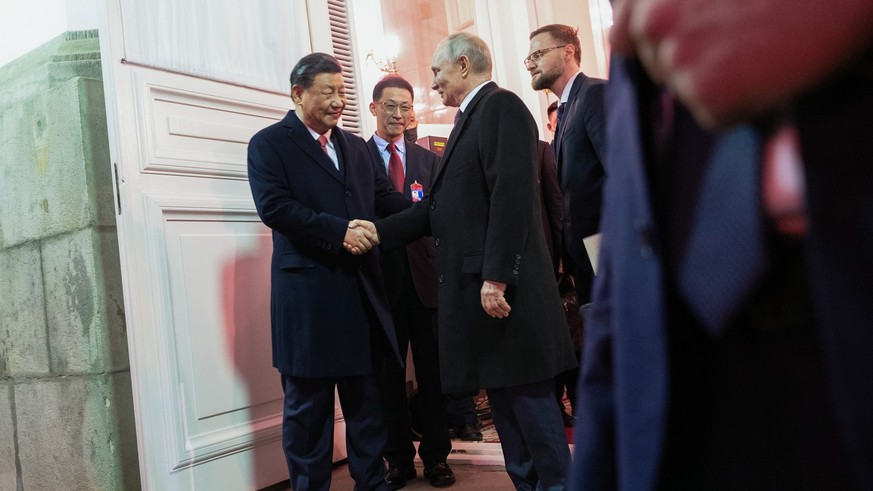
380,282,450,466
446,397,478,429
487,379,571,491
554,352,580,413
557,248,591,415
281,373,390,491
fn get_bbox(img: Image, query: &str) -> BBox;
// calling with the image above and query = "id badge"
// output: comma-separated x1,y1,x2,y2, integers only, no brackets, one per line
410,180,423,202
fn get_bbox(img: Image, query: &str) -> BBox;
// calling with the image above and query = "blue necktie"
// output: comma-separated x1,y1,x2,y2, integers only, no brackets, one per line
556,102,566,134
453,109,462,126
677,127,767,334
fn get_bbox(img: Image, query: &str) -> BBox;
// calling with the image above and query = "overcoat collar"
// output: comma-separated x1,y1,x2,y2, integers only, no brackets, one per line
282,110,345,184
434,81,498,181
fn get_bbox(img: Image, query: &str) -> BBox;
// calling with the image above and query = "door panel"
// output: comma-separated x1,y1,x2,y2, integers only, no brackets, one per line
97,1,347,487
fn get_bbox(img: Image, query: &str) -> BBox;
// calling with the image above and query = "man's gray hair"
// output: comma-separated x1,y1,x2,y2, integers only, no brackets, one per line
436,32,493,75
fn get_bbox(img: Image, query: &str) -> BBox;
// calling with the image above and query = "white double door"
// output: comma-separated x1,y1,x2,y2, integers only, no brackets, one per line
98,1,346,488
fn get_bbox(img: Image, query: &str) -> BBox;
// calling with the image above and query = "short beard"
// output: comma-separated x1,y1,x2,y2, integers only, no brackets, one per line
531,69,559,91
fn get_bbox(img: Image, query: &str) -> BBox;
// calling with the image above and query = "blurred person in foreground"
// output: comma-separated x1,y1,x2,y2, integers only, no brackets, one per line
571,0,873,489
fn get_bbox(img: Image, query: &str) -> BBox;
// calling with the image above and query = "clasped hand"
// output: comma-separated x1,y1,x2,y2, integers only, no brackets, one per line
344,219,380,254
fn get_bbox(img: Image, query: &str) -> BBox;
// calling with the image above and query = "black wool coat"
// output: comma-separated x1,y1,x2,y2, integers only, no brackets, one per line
377,82,577,393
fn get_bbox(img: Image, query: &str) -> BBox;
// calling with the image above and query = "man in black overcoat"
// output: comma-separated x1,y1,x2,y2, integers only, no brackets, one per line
353,33,577,490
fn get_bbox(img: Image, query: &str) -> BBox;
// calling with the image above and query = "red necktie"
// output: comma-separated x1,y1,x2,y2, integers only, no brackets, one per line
387,141,404,192
318,134,329,154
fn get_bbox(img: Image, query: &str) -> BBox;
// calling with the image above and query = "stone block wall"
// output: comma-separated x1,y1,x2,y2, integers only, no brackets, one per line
0,30,140,490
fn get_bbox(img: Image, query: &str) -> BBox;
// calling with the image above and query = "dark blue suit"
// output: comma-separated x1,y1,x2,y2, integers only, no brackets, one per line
248,110,409,490
554,73,606,304
366,137,451,467
572,55,873,490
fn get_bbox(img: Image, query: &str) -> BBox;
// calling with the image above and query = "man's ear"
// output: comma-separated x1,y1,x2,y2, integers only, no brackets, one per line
369,102,378,117
458,55,470,78
564,43,576,62
291,85,304,105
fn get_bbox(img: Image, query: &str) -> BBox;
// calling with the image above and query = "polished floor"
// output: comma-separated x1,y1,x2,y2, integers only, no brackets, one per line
329,461,515,490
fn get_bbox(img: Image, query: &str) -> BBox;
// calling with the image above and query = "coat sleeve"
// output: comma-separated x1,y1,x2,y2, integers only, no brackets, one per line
478,91,539,286
247,132,348,253
375,200,432,252
569,168,617,491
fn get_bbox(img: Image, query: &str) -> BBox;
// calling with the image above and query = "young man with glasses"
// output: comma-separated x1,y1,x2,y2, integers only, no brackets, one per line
526,26,607,423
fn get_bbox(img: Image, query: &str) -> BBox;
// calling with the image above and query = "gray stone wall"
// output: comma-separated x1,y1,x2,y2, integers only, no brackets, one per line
0,31,140,491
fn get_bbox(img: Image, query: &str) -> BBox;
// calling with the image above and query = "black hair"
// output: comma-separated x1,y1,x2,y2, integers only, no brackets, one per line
289,53,343,89
372,75,414,102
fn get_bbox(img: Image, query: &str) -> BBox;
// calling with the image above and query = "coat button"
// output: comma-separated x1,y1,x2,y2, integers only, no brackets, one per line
515,254,521,260
430,201,436,210
438,274,444,283
345,190,352,197
434,237,440,246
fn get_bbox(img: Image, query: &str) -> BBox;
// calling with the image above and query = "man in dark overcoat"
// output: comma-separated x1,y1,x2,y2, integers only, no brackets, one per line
247,53,409,491
363,33,578,490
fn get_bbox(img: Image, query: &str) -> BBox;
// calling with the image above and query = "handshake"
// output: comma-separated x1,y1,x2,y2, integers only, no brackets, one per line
344,219,380,254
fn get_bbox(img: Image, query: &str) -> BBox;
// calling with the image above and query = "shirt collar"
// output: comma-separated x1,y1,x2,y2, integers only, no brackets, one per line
296,111,333,143
559,71,582,104
373,133,406,155
459,80,491,113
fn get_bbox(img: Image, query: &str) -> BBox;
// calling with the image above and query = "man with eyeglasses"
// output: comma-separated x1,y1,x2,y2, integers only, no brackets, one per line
526,25,606,315
526,25,607,428
366,75,455,489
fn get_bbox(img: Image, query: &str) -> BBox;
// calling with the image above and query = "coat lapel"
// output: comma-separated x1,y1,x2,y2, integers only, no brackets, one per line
433,82,497,182
405,144,428,189
284,111,344,184
555,75,586,169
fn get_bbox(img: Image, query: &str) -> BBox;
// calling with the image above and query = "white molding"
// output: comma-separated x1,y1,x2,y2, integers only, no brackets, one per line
142,194,283,471
132,71,288,180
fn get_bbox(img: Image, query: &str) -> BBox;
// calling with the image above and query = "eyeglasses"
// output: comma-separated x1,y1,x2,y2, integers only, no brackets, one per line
523,45,569,65
379,101,413,114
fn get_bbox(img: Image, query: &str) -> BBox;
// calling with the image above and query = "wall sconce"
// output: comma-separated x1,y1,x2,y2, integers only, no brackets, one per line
366,35,400,74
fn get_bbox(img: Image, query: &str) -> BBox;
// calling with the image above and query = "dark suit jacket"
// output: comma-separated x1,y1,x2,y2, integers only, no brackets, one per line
555,73,607,270
377,82,577,393
247,111,409,377
367,137,439,308
538,140,563,273
572,55,873,490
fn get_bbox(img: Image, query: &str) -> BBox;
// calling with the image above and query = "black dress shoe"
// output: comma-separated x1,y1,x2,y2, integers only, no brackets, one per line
423,462,456,487
458,423,483,441
385,462,416,490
